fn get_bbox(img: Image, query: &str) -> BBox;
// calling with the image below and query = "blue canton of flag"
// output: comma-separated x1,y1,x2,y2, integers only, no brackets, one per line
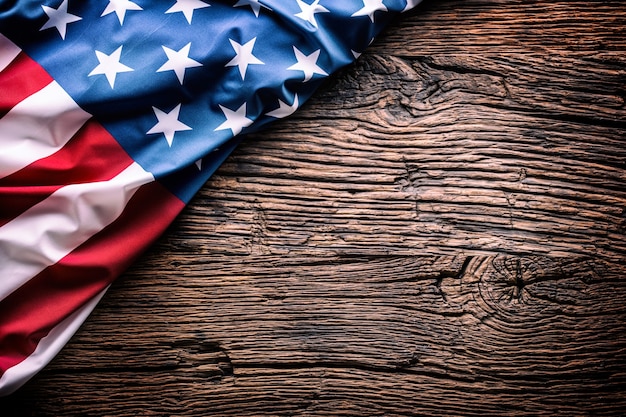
2,0,418,201
0,0,421,395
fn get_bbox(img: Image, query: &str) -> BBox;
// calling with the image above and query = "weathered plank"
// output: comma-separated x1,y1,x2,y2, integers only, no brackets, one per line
3,0,626,415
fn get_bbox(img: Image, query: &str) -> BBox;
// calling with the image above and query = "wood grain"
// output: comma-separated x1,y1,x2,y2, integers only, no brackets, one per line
3,0,626,415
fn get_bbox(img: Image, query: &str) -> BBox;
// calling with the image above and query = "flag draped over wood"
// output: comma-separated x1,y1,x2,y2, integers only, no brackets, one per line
0,0,421,395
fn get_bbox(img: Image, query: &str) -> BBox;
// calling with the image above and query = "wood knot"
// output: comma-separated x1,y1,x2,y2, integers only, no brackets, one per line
490,256,544,304
471,256,549,311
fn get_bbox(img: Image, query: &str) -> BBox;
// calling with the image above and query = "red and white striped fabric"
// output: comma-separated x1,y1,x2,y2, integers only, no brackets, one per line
0,34,185,395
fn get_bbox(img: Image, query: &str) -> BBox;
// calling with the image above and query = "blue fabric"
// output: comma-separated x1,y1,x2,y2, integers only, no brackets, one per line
1,0,418,201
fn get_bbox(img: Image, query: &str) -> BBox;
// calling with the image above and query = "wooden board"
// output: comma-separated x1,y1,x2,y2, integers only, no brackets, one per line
3,0,626,415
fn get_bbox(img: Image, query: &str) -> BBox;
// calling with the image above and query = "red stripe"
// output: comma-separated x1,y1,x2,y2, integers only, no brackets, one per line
0,52,53,117
0,120,133,227
0,180,185,375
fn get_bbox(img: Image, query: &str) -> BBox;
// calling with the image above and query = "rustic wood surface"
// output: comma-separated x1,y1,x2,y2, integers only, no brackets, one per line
3,0,626,415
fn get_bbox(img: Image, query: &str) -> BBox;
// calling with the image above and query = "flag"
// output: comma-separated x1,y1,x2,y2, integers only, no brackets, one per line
0,0,422,395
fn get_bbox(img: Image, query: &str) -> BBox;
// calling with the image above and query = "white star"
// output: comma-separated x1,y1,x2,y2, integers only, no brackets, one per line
294,0,329,29
286,47,327,82
225,37,264,80
215,103,253,136
40,0,82,40
351,50,362,59
233,0,271,17
195,159,203,170
101,0,142,25
266,94,299,119
403,0,422,13
351,0,387,22
88,45,133,88
166,0,210,24
147,104,192,147
157,43,202,84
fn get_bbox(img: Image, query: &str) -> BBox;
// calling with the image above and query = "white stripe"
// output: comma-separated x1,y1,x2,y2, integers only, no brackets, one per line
0,81,91,179
0,162,154,301
0,286,109,396
0,33,21,72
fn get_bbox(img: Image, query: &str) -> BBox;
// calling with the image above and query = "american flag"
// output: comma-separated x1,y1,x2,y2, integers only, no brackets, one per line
0,0,421,395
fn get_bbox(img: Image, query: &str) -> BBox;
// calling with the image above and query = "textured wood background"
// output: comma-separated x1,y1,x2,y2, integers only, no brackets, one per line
3,0,626,415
